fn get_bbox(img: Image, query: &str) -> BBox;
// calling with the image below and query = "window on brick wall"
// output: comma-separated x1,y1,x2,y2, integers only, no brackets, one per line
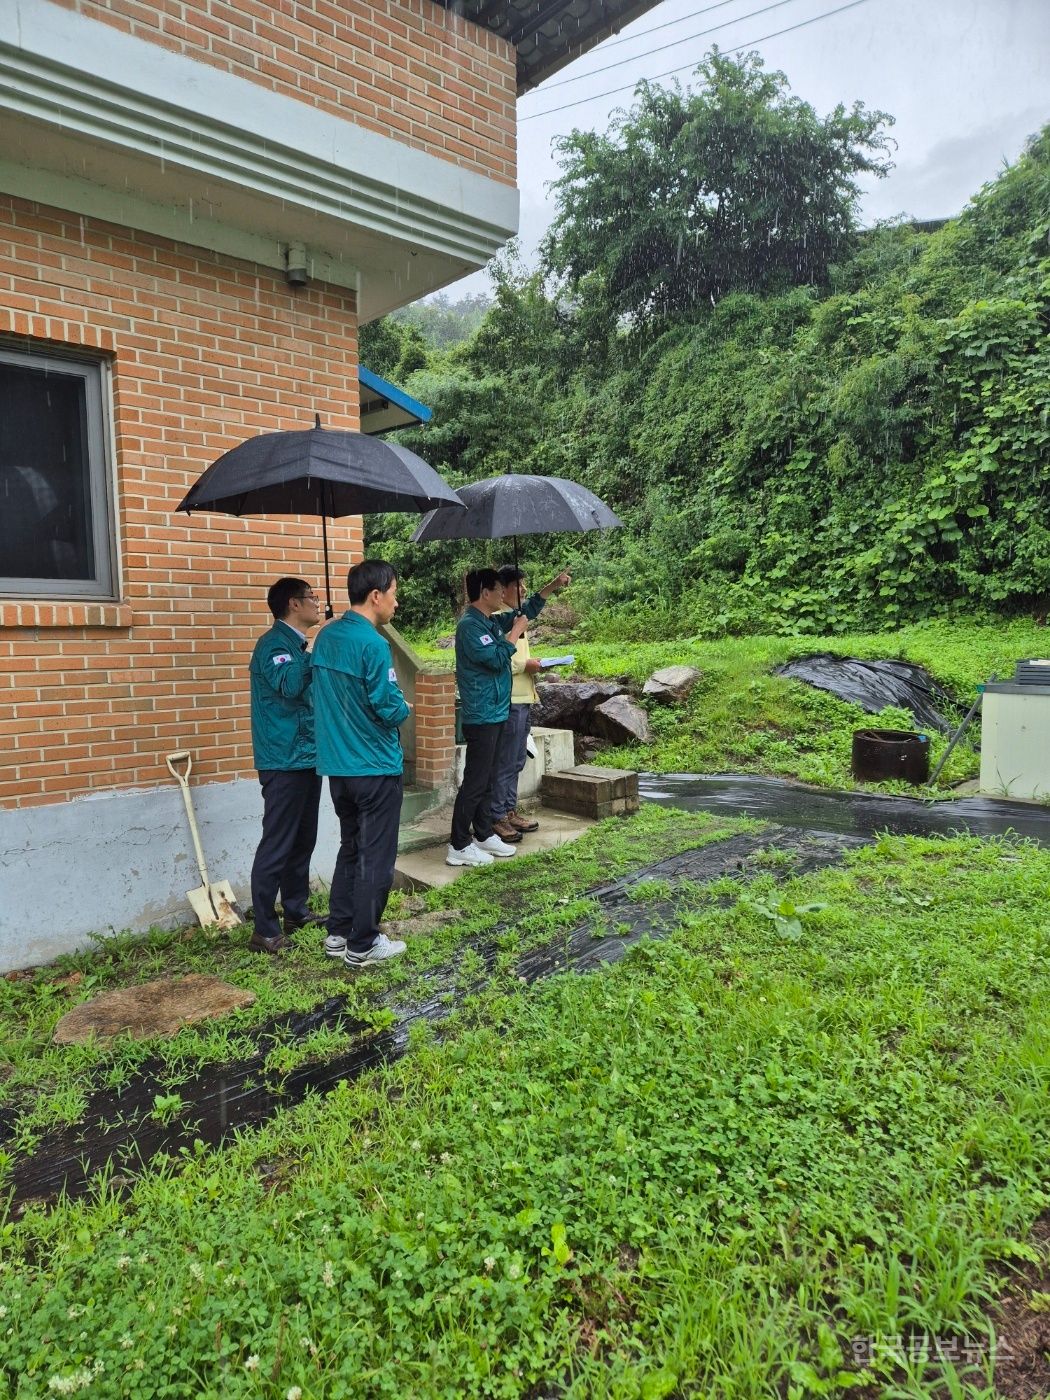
0,345,116,598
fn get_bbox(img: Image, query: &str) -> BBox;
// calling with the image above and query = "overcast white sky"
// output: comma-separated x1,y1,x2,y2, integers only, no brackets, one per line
444,0,1049,299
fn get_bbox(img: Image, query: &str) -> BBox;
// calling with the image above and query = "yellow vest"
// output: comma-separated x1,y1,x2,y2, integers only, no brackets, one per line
499,608,539,705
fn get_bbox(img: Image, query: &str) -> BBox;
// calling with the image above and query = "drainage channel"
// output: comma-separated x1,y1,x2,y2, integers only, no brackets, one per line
641,773,1050,844
5,826,860,1212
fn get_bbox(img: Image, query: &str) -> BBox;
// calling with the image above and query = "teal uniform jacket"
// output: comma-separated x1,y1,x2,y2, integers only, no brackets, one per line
249,618,315,771
312,611,411,776
456,594,545,727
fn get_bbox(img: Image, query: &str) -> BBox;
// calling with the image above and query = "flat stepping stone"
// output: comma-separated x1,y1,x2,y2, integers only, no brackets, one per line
52,974,255,1044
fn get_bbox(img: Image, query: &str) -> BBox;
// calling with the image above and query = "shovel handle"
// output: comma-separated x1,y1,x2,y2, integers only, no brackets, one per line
165,750,192,784
165,750,210,888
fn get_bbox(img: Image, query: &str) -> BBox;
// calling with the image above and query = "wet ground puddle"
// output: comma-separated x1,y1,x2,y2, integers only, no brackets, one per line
640,772,1050,842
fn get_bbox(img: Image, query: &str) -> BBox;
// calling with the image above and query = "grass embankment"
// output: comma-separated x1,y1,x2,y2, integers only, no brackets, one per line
2,808,1050,1397
416,618,1048,791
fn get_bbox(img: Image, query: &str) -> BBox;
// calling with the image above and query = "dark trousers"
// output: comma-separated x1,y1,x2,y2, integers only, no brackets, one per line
328,774,403,954
250,768,322,940
491,703,532,819
450,720,505,851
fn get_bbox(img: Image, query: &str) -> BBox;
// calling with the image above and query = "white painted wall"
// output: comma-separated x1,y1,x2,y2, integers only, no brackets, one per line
0,778,341,972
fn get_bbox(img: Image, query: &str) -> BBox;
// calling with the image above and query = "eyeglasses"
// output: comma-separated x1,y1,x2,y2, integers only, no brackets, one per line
298,591,320,604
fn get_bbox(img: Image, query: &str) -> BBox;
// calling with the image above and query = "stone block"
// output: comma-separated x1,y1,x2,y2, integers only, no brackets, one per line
541,765,640,817
571,764,639,802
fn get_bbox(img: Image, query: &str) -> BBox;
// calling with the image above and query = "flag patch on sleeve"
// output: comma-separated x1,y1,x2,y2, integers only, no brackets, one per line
272,653,292,666
480,634,493,646
388,667,398,683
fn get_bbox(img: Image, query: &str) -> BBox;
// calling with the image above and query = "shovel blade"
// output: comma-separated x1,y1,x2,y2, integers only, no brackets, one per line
186,880,244,931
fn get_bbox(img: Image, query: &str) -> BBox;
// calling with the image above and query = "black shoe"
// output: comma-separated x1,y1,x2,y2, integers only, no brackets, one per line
249,932,292,955
283,912,328,935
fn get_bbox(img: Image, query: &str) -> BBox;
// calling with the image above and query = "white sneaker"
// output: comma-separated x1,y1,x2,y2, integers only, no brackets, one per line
324,933,347,959
446,842,494,867
474,834,517,858
343,933,406,967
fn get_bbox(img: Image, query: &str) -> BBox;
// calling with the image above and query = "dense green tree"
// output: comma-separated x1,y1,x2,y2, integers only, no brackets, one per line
544,51,894,328
357,315,428,381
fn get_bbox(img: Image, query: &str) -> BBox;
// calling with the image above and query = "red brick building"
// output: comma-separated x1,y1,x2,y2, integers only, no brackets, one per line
0,0,660,967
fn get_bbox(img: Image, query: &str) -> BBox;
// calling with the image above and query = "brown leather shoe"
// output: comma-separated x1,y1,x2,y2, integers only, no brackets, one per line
492,818,523,842
507,810,539,832
249,932,292,955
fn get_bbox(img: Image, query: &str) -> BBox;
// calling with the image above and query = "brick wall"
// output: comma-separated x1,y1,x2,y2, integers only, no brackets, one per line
55,0,517,185
0,193,365,809
414,670,457,789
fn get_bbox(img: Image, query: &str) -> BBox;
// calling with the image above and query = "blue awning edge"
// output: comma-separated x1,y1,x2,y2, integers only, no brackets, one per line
358,365,433,436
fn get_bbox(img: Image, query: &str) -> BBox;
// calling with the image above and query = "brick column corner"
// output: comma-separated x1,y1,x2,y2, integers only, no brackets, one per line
413,670,457,790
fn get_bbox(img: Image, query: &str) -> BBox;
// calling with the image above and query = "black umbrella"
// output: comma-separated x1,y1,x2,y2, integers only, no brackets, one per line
411,474,621,544
410,473,622,579
177,417,463,615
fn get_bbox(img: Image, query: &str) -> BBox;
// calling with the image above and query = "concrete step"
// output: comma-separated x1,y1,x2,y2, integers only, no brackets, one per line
395,804,599,889
399,784,442,832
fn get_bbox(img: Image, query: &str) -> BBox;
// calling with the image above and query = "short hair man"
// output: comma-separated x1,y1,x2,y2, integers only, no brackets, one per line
447,567,565,866
311,560,411,967
489,565,570,842
248,576,323,954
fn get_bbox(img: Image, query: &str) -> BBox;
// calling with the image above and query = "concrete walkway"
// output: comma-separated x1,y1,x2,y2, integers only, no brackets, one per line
396,803,596,889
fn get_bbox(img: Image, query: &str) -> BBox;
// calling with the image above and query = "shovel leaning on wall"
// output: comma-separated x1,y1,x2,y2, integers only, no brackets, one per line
165,751,244,930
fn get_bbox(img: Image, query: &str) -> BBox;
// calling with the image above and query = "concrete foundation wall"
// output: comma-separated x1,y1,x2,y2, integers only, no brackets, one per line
0,777,342,973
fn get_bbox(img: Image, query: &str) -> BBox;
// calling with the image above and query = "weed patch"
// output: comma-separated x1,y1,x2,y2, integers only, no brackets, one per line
1,827,1049,1397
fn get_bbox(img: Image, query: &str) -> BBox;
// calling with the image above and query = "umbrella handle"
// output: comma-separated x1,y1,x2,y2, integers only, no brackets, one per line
321,507,334,619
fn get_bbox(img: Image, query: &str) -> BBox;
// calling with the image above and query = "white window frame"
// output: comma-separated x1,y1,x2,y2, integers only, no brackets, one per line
0,344,117,600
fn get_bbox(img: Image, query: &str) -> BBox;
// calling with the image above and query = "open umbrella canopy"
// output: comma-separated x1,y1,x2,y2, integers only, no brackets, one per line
176,420,463,615
410,474,621,543
177,423,462,518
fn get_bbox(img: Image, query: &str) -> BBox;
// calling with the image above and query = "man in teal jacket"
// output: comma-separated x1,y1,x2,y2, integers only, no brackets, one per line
249,577,322,954
447,567,541,867
312,560,412,967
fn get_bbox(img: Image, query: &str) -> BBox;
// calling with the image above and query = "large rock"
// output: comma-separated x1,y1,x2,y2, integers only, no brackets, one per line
533,679,626,732
643,664,702,705
591,695,652,745
53,974,255,1044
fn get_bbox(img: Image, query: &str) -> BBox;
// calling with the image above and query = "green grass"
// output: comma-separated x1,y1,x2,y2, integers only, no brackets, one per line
0,807,751,1151
2,815,1049,1397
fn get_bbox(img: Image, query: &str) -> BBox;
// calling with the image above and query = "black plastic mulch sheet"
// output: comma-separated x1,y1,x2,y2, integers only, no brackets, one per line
775,654,959,732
